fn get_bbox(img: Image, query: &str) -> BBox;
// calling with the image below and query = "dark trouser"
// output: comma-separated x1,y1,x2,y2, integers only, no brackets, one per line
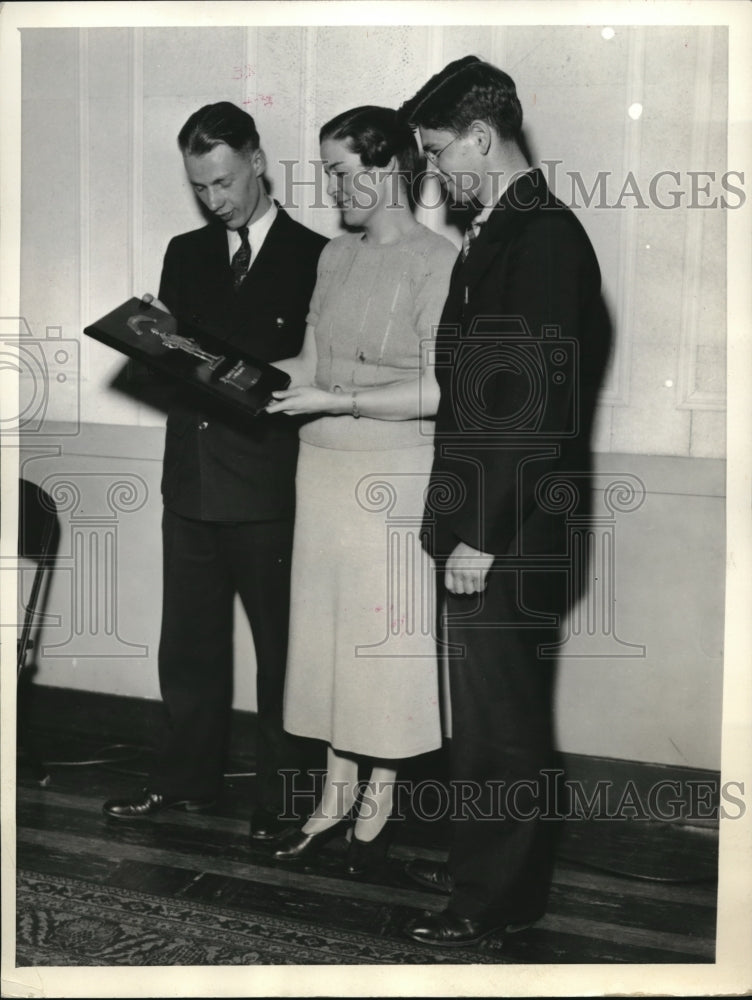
150,508,298,812
443,563,565,922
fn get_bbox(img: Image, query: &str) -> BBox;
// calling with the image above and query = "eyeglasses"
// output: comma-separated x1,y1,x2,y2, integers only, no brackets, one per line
424,135,459,165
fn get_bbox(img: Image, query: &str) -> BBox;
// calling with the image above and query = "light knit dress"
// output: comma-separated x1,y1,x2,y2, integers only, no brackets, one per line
282,224,457,759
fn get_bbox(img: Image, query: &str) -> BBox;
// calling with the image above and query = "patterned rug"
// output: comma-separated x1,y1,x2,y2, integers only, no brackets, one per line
16,869,501,966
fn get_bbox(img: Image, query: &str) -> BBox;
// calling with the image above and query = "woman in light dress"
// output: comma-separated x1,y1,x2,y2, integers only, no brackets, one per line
266,106,456,874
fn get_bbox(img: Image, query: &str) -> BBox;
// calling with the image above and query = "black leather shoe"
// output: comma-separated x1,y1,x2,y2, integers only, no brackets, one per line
102,790,215,820
404,859,453,894
273,818,349,862
403,910,508,948
250,808,288,842
344,821,393,876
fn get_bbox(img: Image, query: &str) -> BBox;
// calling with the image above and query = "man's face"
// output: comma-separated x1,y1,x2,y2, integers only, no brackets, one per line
183,142,266,230
418,126,482,205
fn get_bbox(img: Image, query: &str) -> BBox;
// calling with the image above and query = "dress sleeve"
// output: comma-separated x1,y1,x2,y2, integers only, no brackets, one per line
413,239,458,350
305,239,338,328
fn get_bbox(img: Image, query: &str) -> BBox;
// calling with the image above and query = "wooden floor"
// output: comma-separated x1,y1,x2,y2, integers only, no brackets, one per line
15,730,719,966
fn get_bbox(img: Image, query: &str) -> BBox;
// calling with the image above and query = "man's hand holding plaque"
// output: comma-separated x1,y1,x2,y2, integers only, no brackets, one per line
85,296,291,417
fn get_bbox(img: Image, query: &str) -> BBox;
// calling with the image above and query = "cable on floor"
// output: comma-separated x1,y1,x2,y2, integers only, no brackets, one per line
38,743,148,767
555,851,718,884
29,742,257,779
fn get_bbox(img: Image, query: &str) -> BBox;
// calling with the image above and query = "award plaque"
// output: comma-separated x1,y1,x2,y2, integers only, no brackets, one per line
84,297,290,417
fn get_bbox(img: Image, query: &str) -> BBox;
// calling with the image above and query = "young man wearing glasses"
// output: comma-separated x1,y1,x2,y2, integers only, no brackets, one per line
399,56,611,948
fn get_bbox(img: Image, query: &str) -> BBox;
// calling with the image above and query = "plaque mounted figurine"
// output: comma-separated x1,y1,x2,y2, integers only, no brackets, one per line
84,297,290,417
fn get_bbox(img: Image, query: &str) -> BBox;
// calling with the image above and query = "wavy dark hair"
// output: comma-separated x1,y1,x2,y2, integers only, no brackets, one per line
320,105,422,187
178,101,260,156
399,55,523,142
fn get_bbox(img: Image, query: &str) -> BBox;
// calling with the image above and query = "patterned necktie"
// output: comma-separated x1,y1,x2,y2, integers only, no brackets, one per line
231,226,251,289
461,219,482,261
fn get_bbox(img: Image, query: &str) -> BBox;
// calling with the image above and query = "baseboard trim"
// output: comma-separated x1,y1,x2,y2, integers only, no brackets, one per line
20,684,723,827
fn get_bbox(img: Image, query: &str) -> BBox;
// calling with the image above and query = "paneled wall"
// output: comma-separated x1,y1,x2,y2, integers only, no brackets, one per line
18,424,725,770
20,24,727,454
14,25,729,769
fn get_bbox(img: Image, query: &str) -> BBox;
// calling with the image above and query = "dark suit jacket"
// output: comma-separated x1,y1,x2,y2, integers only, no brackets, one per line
425,169,611,559
158,206,327,522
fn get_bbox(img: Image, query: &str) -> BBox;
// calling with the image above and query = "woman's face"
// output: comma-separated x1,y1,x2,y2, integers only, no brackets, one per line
320,136,388,227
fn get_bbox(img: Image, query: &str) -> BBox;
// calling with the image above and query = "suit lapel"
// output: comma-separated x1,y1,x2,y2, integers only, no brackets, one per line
197,206,294,313
456,236,501,298
454,169,548,301
199,223,235,301
440,228,501,331
236,207,290,304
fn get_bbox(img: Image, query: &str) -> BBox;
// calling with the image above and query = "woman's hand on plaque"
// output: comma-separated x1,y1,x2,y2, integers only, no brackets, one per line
266,385,344,416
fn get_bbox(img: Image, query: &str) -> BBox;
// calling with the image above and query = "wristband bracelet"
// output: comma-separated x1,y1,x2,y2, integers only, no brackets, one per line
351,392,360,419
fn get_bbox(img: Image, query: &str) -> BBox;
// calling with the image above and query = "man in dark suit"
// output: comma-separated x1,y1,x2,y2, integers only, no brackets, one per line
399,58,611,946
103,103,327,841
